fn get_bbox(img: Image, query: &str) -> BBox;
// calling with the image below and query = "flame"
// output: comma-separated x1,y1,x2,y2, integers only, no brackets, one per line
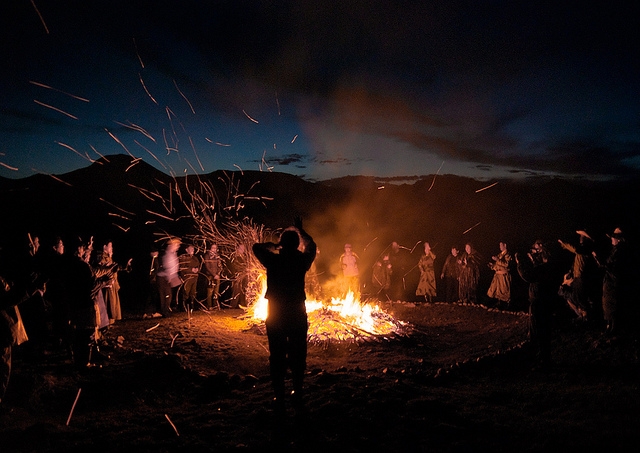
248,275,406,341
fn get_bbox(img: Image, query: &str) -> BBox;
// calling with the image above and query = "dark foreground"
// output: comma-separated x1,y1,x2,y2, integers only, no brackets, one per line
1,303,639,452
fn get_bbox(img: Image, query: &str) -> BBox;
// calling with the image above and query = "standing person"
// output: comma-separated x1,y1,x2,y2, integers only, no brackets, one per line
252,217,317,416
156,238,182,317
1,268,31,405
339,243,360,295
516,240,558,369
458,243,481,304
487,241,512,309
202,243,222,310
44,236,73,355
371,255,392,300
416,242,437,303
593,228,630,335
179,244,201,311
66,238,101,368
388,241,408,301
99,241,132,325
558,230,599,322
143,249,162,318
440,246,460,303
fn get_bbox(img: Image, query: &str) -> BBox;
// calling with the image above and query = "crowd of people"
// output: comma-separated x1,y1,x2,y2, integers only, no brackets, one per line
1,233,133,404
337,227,636,368
1,223,636,409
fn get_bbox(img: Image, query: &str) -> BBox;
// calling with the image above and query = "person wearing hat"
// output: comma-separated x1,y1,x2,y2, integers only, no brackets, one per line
593,227,630,335
515,240,558,369
558,230,599,322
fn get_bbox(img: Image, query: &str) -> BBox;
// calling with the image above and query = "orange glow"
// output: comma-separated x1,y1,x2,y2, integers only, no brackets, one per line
247,275,406,341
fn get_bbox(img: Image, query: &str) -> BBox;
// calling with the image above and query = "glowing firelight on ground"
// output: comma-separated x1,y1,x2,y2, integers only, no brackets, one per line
247,276,408,343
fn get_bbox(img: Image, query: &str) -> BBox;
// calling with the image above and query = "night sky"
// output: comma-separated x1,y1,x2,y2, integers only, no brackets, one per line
1,0,639,182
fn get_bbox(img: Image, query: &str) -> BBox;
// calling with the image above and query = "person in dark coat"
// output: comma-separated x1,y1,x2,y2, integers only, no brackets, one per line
593,227,631,335
458,243,481,304
516,240,559,369
440,246,460,303
252,217,316,416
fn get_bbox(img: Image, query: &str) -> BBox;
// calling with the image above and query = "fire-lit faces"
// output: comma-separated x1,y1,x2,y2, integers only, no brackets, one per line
186,245,195,255
104,241,113,257
424,242,431,254
209,244,218,255
53,239,64,255
499,242,507,252
451,247,458,257
465,243,472,254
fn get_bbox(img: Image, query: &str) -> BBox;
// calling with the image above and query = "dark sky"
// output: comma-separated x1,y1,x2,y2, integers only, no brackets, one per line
1,0,639,181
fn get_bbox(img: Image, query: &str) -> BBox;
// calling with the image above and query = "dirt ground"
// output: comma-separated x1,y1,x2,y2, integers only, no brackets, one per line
1,301,639,452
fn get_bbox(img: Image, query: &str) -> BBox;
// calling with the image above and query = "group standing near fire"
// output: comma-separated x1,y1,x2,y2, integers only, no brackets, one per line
0,223,637,412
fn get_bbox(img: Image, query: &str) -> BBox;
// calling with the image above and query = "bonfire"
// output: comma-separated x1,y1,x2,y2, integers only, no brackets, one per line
154,172,409,344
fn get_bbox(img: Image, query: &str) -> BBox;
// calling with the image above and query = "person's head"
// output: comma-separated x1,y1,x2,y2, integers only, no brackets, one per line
344,243,352,254
451,246,458,257
209,243,218,255
465,243,473,254
531,240,549,263
185,244,195,255
74,237,87,259
576,230,592,244
103,241,113,257
167,238,181,252
391,242,399,252
424,242,431,253
499,241,507,252
53,237,64,255
608,227,624,246
280,230,300,250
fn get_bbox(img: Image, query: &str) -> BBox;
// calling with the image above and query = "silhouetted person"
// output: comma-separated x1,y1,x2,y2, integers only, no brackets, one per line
252,217,316,417
388,241,408,301
458,242,481,304
441,246,460,303
516,240,558,369
593,227,631,335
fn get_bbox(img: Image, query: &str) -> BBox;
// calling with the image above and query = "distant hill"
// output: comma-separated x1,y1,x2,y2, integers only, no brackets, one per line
2,154,639,307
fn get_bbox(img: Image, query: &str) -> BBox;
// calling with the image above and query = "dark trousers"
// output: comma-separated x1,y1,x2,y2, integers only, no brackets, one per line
266,320,308,401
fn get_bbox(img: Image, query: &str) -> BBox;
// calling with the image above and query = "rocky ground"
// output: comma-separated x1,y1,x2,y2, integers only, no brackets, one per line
1,301,639,452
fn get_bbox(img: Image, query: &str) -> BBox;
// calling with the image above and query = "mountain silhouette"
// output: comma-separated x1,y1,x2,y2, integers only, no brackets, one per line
1,154,638,309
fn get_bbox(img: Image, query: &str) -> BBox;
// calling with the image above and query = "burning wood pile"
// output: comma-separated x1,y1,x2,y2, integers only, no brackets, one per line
245,289,411,345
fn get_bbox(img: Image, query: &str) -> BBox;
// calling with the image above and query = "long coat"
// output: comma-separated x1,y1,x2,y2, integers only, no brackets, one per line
416,252,437,298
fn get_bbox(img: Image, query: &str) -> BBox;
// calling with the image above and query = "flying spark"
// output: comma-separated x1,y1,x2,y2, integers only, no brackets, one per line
174,79,195,114
30,0,49,34
475,182,498,193
139,73,158,105
242,110,259,124
34,100,78,119
29,81,89,102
